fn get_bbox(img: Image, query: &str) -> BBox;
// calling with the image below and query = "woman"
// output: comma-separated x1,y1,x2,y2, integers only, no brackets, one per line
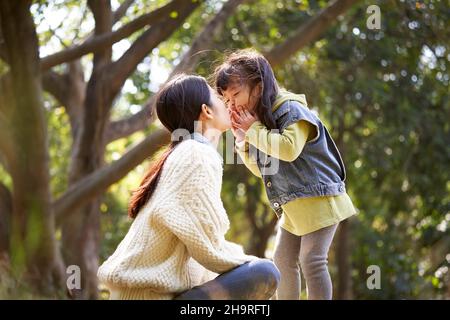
97,74,280,300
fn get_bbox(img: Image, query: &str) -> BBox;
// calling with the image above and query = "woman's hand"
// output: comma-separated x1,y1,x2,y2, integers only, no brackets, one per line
230,106,258,133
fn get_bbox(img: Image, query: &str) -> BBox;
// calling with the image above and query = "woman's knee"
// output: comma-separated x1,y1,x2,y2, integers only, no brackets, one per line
248,259,281,290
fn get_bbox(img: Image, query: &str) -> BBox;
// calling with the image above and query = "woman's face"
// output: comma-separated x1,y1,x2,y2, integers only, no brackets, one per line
221,82,260,113
204,86,232,132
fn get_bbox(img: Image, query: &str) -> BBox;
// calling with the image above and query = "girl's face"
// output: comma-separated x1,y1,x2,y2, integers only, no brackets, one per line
201,86,232,132
221,82,261,113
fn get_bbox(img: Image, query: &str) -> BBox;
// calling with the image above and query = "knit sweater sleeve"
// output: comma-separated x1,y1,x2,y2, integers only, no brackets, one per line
158,142,257,274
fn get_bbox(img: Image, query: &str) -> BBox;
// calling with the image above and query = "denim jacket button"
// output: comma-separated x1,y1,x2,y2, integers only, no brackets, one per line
273,202,280,208
339,185,344,192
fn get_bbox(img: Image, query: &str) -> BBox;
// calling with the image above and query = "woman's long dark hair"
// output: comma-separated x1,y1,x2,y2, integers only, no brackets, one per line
214,49,279,129
128,74,212,219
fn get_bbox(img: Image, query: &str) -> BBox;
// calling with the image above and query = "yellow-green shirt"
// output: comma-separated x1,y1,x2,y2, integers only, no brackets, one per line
235,120,357,236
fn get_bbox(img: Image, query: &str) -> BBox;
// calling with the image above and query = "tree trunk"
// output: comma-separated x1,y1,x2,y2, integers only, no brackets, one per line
64,61,86,139
0,0,65,296
62,71,110,299
334,106,353,299
265,0,361,67
336,219,353,299
61,198,101,299
60,1,113,299
0,182,12,261
247,215,277,257
244,180,278,257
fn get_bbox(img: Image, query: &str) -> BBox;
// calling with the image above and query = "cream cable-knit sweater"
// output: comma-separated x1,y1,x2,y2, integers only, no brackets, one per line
97,138,256,299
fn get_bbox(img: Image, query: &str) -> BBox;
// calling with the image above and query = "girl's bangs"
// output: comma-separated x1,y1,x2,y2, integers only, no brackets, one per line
216,66,241,95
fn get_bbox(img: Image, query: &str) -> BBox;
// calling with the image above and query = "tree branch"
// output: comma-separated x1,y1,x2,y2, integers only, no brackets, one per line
105,0,243,143
40,0,185,71
0,76,13,163
41,62,86,137
47,15,69,49
106,0,200,100
0,21,7,62
54,128,171,224
88,0,112,70
42,70,69,106
426,236,450,274
104,96,156,142
71,3,89,43
0,44,6,62
0,181,12,255
170,0,247,76
113,0,135,24
265,0,361,67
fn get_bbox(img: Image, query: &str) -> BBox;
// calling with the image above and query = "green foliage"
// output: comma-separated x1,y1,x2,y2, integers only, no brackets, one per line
45,97,72,198
277,0,450,298
196,0,449,298
23,0,450,299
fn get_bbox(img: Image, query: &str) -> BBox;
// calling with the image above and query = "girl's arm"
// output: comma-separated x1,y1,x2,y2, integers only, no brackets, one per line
235,140,262,178
230,119,262,177
245,120,313,162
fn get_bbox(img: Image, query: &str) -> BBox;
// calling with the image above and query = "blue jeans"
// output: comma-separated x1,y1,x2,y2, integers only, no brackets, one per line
174,259,280,300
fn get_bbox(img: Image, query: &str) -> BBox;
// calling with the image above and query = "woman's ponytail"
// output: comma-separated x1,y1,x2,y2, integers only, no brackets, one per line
127,141,179,219
127,74,212,219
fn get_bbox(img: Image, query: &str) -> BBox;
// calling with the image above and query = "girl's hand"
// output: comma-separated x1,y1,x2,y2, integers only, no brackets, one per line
230,106,258,133
230,124,246,143
229,108,246,142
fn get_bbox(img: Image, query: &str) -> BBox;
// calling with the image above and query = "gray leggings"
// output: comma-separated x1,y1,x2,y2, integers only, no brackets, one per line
273,224,338,300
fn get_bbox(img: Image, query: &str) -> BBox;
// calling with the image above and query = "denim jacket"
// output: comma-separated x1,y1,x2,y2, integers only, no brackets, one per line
249,92,347,218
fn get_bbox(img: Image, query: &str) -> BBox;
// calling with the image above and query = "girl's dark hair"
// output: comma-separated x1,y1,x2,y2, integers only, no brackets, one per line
214,49,279,129
128,74,212,219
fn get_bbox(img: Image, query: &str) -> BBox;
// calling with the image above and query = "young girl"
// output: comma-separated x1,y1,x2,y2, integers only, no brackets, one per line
214,49,357,300
97,74,280,300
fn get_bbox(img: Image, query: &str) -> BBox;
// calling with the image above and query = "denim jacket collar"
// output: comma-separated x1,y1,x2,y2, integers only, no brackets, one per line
189,132,224,163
